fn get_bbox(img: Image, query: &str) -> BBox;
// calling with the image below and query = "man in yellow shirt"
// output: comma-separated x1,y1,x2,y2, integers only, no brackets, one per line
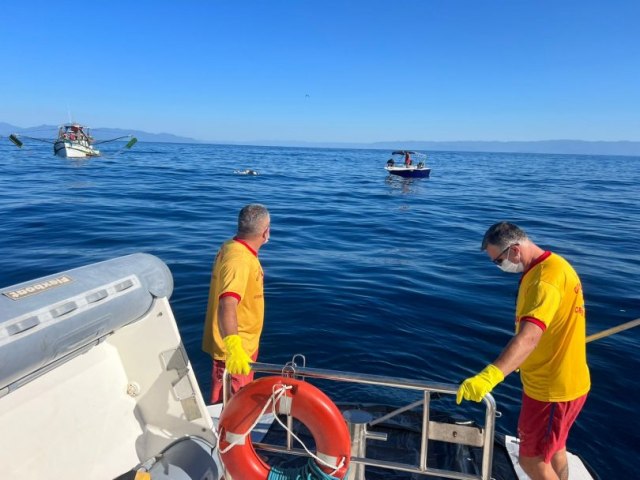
202,204,270,404
457,222,589,480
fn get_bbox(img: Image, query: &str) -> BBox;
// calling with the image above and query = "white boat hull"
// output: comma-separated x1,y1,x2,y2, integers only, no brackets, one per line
53,139,101,158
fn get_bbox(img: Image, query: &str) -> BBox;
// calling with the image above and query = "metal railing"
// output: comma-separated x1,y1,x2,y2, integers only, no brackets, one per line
223,357,496,480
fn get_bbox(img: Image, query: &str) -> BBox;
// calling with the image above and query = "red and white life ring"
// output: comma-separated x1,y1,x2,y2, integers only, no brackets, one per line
218,376,351,480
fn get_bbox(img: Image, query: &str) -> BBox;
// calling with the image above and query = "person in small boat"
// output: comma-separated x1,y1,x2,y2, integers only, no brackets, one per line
387,158,394,167
457,222,590,480
202,204,271,404
404,151,412,166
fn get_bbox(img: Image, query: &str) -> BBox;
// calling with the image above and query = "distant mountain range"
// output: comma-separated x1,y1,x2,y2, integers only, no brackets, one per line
368,139,640,156
2,122,639,156
0,122,200,144
233,139,640,156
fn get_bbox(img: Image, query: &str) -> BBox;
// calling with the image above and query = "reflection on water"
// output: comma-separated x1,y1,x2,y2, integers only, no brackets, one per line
384,174,429,194
64,158,92,168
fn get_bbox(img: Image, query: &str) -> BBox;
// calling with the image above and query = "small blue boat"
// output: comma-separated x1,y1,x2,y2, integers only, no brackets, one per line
385,150,431,178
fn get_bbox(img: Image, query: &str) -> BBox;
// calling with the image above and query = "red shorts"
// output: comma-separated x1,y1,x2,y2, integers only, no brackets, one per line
518,392,587,463
209,350,258,404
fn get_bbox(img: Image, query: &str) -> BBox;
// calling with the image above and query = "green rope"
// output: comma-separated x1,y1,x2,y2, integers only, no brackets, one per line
267,458,344,480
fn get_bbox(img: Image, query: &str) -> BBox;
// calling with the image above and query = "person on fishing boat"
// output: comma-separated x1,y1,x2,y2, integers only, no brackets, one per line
404,151,412,166
457,222,590,480
202,204,270,404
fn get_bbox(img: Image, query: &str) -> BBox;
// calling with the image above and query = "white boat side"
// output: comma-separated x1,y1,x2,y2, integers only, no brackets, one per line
385,165,431,172
0,254,217,480
53,139,101,158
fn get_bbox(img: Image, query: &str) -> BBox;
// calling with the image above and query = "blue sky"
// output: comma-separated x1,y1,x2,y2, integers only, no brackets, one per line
2,1,639,142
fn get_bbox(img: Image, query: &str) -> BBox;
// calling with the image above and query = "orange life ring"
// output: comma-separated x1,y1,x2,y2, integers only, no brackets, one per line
218,376,351,479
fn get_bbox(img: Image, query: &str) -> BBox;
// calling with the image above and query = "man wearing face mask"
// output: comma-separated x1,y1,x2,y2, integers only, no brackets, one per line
457,222,589,480
202,203,270,404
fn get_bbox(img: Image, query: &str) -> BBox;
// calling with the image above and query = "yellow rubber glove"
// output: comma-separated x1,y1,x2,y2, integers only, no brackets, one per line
223,334,252,375
456,364,504,404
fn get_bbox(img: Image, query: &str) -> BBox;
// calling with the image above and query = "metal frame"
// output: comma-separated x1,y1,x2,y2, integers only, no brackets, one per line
223,358,496,480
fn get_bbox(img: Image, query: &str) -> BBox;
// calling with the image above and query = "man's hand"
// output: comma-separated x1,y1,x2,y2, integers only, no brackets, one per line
456,364,504,404
223,334,252,375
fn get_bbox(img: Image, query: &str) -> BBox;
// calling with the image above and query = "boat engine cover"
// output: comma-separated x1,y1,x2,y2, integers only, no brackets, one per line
147,437,220,480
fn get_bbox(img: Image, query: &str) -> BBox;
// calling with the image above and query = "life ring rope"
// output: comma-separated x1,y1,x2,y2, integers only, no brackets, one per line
216,381,346,475
216,382,287,454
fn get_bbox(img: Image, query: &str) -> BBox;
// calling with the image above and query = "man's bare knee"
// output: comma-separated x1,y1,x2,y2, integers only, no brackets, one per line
519,455,559,480
551,448,568,480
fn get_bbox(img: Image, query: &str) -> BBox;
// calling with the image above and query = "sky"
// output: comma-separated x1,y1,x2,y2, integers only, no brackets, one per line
2,1,639,143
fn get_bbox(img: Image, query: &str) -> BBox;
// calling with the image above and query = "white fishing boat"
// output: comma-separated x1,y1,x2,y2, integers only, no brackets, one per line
53,124,101,158
0,254,600,480
8,123,137,158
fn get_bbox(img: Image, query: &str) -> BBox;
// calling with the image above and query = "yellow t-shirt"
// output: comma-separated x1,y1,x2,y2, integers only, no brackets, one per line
516,252,590,402
202,238,265,361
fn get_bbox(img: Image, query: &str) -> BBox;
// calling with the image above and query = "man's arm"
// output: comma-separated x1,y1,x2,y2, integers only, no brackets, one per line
218,295,252,375
494,320,544,376
456,320,544,404
218,295,240,338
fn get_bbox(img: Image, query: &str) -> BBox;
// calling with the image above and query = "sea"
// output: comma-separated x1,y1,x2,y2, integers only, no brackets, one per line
1,141,639,479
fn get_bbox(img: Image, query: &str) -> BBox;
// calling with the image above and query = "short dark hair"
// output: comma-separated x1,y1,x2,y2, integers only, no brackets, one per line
481,222,528,251
237,204,269,237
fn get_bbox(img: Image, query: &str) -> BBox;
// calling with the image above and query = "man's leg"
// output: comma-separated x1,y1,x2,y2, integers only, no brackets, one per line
518,394,559,480
518,393,586,480
550,448,569,480
519,455,559,480
209,359,226,404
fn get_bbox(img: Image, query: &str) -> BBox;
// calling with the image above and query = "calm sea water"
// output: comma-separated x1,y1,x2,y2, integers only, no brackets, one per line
1,141,639,478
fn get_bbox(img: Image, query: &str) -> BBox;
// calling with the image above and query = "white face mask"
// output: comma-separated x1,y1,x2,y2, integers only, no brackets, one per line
496,246,524,273
498,258,524,273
